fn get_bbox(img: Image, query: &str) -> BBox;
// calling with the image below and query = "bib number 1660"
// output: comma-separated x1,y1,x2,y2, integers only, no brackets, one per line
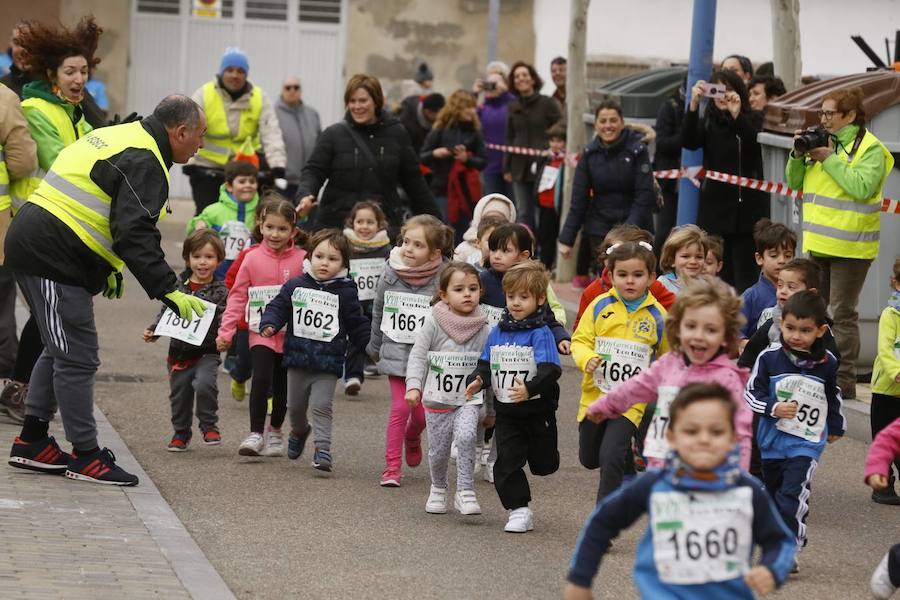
388,312,424,332
667,527,739,562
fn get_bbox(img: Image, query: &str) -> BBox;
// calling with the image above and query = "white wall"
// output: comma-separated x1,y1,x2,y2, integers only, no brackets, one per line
534,0,899,86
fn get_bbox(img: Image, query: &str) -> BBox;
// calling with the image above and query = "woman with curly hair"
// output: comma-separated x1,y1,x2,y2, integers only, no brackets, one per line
420,89,487,241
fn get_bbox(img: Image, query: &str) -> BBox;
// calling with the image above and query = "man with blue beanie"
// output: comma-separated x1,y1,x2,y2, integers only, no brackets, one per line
187,47,286,214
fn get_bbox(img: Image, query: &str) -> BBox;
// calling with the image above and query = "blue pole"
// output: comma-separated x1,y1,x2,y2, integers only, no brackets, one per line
676,0,717,226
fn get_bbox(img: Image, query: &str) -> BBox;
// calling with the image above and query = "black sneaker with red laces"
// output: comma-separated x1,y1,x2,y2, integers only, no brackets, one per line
167,430,191,452
8,436,71,474
65,448,139,486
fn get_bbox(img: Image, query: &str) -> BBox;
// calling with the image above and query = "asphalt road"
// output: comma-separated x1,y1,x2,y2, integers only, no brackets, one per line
89,199,899,599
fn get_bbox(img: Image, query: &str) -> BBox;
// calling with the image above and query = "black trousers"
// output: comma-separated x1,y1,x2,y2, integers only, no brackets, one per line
653,189,678,259
578,417,637,502
248,346,287,433
493,410,559,510
537,206,559,271
230,329,253,384
749,412,763,478
720,232,759,294
189,171,225,215
13,316,43,383
872,393,900,477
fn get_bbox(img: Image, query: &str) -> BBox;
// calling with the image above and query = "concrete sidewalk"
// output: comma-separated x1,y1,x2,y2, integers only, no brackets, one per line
0,407,234,600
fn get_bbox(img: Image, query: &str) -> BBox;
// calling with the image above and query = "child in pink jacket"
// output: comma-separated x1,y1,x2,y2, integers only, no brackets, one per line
585,277,753,470
217,197,306,458
866,417,900,599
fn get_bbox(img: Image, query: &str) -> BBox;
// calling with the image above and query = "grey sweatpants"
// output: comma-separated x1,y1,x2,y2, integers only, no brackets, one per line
168,354,220,432
426,403,480,491
15,274,100,451
287,367,338,451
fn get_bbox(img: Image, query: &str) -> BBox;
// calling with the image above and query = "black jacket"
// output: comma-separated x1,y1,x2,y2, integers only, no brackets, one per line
419,122,487,195
504,93,562,183
396,95,431,152
259,272,371,375
559,128,656,246
148,270,229,360
681,106,769,235
4,116,179,299
653,92,684,194
296,112,439,231
1,65,106,128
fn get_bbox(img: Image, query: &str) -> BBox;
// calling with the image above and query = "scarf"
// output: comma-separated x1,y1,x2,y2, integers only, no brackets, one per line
303,259,348,282
890,289,900,312
432,301,486,344
498,302,556,332
389,246,443,286
343,228,391,253
780,334,828,369
665,446,743,491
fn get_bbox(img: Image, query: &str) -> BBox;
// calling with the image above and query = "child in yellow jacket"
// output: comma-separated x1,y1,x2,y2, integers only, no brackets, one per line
571,241,668,503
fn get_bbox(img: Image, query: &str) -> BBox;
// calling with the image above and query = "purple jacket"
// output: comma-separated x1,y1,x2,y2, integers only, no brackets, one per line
478,92,515,175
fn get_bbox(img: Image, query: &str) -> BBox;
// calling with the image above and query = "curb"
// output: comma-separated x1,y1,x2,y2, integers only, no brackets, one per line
94,406,236,600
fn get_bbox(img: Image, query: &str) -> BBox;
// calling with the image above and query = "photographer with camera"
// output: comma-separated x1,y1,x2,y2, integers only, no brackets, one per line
785,86,894,399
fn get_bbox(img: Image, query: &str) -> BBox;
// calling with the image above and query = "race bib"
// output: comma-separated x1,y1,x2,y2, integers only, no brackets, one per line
219,220,251,260
757,306,776,329
651,487,753,585
481,304,504,329
538,164,560,193
381,291,430,344
291,288,339,342
643,386,681,459
424,351,482,406
490,345,538,404
154,300,217,346
349,258,384,302
246,285,281,333
466,250,483,267
592,337,651,393
774,375,828,442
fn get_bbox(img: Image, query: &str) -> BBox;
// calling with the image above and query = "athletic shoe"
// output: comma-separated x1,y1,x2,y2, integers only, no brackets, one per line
287,424,311,460
312,448,333,472
871,552,898,600
167,431,191,452
65,448,139,486
425,485,447,514
571,275,591,289
454,490,481,515
201,427,221,445
0,380,27,424
380,467,401,487
405,436,422,467
231,379,246,402
263,427,284,457
481,439,492,465
344,377,362,396
8,436,70,474
504,507,534,533
483,461,495,484
363,363,380,377
238,432,264,456
450,440,458,461
791,559,800,574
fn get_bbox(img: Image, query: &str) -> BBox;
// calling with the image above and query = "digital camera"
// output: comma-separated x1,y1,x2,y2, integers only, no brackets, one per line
794,126,830,153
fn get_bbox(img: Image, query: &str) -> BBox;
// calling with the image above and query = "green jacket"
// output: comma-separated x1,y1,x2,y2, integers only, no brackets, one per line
21,80,92,170
872,304,900,397
188,184,259,234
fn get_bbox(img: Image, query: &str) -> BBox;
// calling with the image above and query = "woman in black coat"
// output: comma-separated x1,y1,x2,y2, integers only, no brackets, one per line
681,69,768,292
558,100,656,275
652,82,685,253
296,74,439,233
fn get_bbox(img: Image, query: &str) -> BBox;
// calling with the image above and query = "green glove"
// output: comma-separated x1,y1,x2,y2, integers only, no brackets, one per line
164,290,207,320
103,271,124,299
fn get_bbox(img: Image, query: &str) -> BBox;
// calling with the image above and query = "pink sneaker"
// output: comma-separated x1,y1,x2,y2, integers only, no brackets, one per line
571,275,591,289
380,467,401,487
405,437,422,467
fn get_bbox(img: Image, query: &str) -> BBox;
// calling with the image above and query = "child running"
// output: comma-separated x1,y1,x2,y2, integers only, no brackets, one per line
657,224,707,296
571,241,668,502
216,197,306,457
368,215,453,487
866,417,900,598
465,261,563,533
259,229,370,472
586,277,752,470
343,200,392,394
744,291,845,570
405,262,491,515
565,383,796,600
143,229,228,451
740,218,796,340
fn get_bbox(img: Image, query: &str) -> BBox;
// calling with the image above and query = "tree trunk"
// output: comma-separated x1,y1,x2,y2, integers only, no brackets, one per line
770,0,802,90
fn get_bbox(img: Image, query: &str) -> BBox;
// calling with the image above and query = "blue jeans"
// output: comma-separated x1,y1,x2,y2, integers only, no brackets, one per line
482,173,513,198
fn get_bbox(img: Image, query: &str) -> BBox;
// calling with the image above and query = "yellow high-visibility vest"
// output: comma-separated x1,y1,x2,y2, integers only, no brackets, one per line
27,121,169,271
801,129,894,259
0,144,9,211
197,82,262,166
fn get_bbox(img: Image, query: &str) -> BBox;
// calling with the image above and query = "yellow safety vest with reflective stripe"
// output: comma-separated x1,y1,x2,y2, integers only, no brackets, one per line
197,82,262,166
10,97,91,213
0,145,9,211
801,130,894,259
27,121,169,272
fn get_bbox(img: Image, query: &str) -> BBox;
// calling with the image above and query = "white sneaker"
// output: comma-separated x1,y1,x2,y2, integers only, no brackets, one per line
425,485,448,514
264,427,284,456
481,439,492,465
450,440,458,462
454,490,481,515
871,552,898,600
238,432,264,456
344,377,361,396
483,461,495,483
504,507,534,533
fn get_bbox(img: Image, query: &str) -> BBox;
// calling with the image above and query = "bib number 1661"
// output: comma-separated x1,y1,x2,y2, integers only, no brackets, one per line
388,312,424,332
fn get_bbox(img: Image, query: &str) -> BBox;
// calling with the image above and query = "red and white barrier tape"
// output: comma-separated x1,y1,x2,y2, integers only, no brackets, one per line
485,142,898,212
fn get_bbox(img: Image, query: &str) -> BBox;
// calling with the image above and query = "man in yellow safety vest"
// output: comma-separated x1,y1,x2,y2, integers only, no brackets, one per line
3,95,208,486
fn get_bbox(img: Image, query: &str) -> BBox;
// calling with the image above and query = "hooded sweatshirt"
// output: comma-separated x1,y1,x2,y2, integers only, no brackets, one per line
454,193,517,265
189,184,260,279
587,351,753,470
567,450,796,598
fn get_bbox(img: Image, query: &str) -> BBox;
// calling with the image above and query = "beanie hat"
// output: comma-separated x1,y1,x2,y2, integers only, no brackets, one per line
220,47,249,75
414,62,433,84
422,93,445,113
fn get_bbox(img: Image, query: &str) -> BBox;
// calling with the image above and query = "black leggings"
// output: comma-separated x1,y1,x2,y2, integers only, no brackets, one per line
249,346,287,433
13,316,43,383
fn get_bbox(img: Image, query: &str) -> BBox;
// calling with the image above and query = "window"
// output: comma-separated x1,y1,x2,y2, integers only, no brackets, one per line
299,0,340,23
137,0,180,15
246,0,288,20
